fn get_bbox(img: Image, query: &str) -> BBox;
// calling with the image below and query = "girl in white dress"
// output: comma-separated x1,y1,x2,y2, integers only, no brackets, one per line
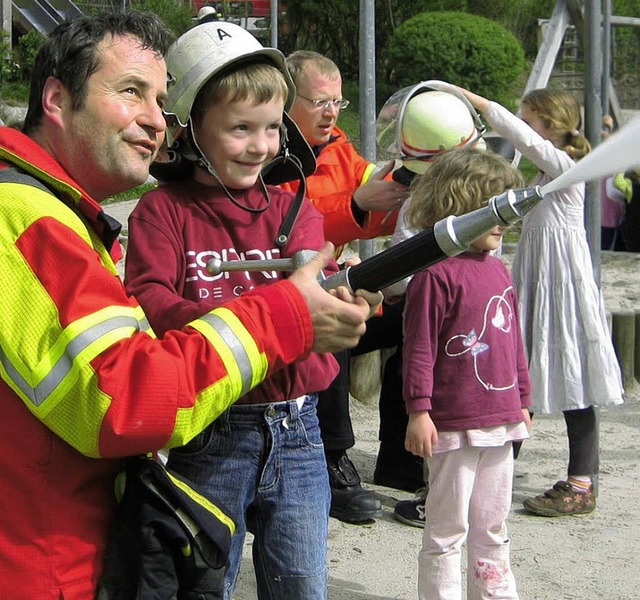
459,87,624,517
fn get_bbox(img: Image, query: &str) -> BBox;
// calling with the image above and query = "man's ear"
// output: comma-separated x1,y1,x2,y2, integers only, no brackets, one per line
41,76,69,127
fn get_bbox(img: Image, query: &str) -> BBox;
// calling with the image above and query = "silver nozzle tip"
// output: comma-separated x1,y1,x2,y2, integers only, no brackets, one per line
206,258,222,275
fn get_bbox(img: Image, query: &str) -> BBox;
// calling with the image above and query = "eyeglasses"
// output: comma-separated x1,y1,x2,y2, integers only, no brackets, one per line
297,94,350,111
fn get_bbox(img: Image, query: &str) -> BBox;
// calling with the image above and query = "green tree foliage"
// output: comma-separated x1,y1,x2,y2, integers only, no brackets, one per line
281,0,449,78
609,0,640,97
15,30,44,80
280,0,359,76
385,11,524,108
281,0,552,81
0,30,43,89
134,0,193,36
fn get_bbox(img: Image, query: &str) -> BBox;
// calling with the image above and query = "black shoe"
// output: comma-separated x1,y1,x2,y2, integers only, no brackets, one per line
373,447,424,493
327,453,382,524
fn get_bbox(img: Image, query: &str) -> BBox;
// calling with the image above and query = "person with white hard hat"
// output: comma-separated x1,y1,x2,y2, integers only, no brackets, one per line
124,21,382,599
370,82,488,527
198,3,223,23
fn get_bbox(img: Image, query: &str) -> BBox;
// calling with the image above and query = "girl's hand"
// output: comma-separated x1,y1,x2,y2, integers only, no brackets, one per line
521,408,532,431
405,410,438,458
456,87,491,113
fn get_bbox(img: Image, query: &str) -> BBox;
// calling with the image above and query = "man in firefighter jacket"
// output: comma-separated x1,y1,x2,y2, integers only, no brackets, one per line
282,50,407,249
281,50,409,523
0,14,376,599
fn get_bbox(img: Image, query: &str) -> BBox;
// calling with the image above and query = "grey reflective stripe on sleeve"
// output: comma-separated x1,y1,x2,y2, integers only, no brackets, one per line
1,315,145,407
197,312,254,396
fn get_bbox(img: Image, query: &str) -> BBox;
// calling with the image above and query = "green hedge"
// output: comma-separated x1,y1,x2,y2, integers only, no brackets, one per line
386,11,525,110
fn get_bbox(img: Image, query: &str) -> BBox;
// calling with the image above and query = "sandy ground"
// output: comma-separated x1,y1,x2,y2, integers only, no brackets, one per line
232,398,639,600
104,202,640,599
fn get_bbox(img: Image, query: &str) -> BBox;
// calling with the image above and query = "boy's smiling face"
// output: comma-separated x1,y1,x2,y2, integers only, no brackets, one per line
193,95,285,189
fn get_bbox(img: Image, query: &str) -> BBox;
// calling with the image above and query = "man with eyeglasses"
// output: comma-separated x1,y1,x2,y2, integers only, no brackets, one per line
282,50,409,524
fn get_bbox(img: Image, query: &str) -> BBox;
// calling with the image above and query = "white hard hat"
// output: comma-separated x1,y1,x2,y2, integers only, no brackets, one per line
377,81,486,174
164,21,296,148
161,21,315,185
197,6,218,20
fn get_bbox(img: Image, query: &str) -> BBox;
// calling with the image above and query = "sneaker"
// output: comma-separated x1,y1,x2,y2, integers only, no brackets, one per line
522,480,596,517
327,453,382,524
393,489,428,528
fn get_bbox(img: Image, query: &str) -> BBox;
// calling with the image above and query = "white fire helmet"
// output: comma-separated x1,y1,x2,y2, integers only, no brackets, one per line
160,20,315,185
197,5,221,21
163,21,296,148
377,80,486,174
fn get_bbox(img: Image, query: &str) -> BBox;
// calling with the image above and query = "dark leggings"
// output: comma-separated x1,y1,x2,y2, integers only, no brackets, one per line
317,349,353,453
514,405,599,477
564,405,599,476
317,301,406,454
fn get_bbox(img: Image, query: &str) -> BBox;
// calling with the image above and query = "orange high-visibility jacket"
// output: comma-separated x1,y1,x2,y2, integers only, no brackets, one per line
280,126,398,248
0,127,314,599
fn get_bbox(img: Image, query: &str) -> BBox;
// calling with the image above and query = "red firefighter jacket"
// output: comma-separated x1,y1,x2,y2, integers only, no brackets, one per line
0,126,314,600
280,126,398,248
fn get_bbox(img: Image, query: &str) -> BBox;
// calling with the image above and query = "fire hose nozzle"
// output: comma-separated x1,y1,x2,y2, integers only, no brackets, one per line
206,249,318,276
321,185,544,293
204,186,545,296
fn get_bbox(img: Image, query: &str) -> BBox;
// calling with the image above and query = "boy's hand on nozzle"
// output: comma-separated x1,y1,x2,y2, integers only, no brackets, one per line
289,243,371,353
342,255,385,318
352,159,409,213
405,410,438,458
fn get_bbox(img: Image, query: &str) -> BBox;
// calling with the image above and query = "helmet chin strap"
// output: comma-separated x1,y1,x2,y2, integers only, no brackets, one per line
181,119,307,251
187,119,271,214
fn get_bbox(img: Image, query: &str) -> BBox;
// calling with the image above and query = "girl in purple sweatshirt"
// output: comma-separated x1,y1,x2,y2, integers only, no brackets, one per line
402,147,532,600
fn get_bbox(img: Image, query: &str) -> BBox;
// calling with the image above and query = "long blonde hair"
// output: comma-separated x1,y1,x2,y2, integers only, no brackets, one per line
407,147,524,230
522,88,591,160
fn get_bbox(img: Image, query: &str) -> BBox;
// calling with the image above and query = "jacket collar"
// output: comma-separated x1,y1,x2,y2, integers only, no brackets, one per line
0,126,122,251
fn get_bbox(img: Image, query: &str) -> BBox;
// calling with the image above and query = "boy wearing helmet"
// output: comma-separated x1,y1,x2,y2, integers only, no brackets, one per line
124,22,379,599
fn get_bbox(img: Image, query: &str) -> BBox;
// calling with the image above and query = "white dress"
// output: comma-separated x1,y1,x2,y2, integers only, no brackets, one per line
484,102,624,414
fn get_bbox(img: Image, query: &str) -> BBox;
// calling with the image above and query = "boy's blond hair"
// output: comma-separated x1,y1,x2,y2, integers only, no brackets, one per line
407,147,524,230
192,61,289,126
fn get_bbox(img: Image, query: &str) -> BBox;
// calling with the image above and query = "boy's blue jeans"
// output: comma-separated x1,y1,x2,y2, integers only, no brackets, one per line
167,394,329,600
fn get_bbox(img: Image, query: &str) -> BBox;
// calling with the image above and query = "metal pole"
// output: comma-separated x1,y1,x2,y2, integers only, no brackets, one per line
270,0,278,48
583,0,603,285
1,0,11,55
358,0,376,259
602,0,611,117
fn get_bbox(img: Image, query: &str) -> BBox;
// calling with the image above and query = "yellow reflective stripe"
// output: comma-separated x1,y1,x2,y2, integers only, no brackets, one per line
167,472,236,535
359,162,377,186
189,307,267,397
1,304,151,414
0,147,83,206
167,307,269,447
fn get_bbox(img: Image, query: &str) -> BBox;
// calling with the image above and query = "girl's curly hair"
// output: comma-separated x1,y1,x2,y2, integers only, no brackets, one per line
407,147,524,230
